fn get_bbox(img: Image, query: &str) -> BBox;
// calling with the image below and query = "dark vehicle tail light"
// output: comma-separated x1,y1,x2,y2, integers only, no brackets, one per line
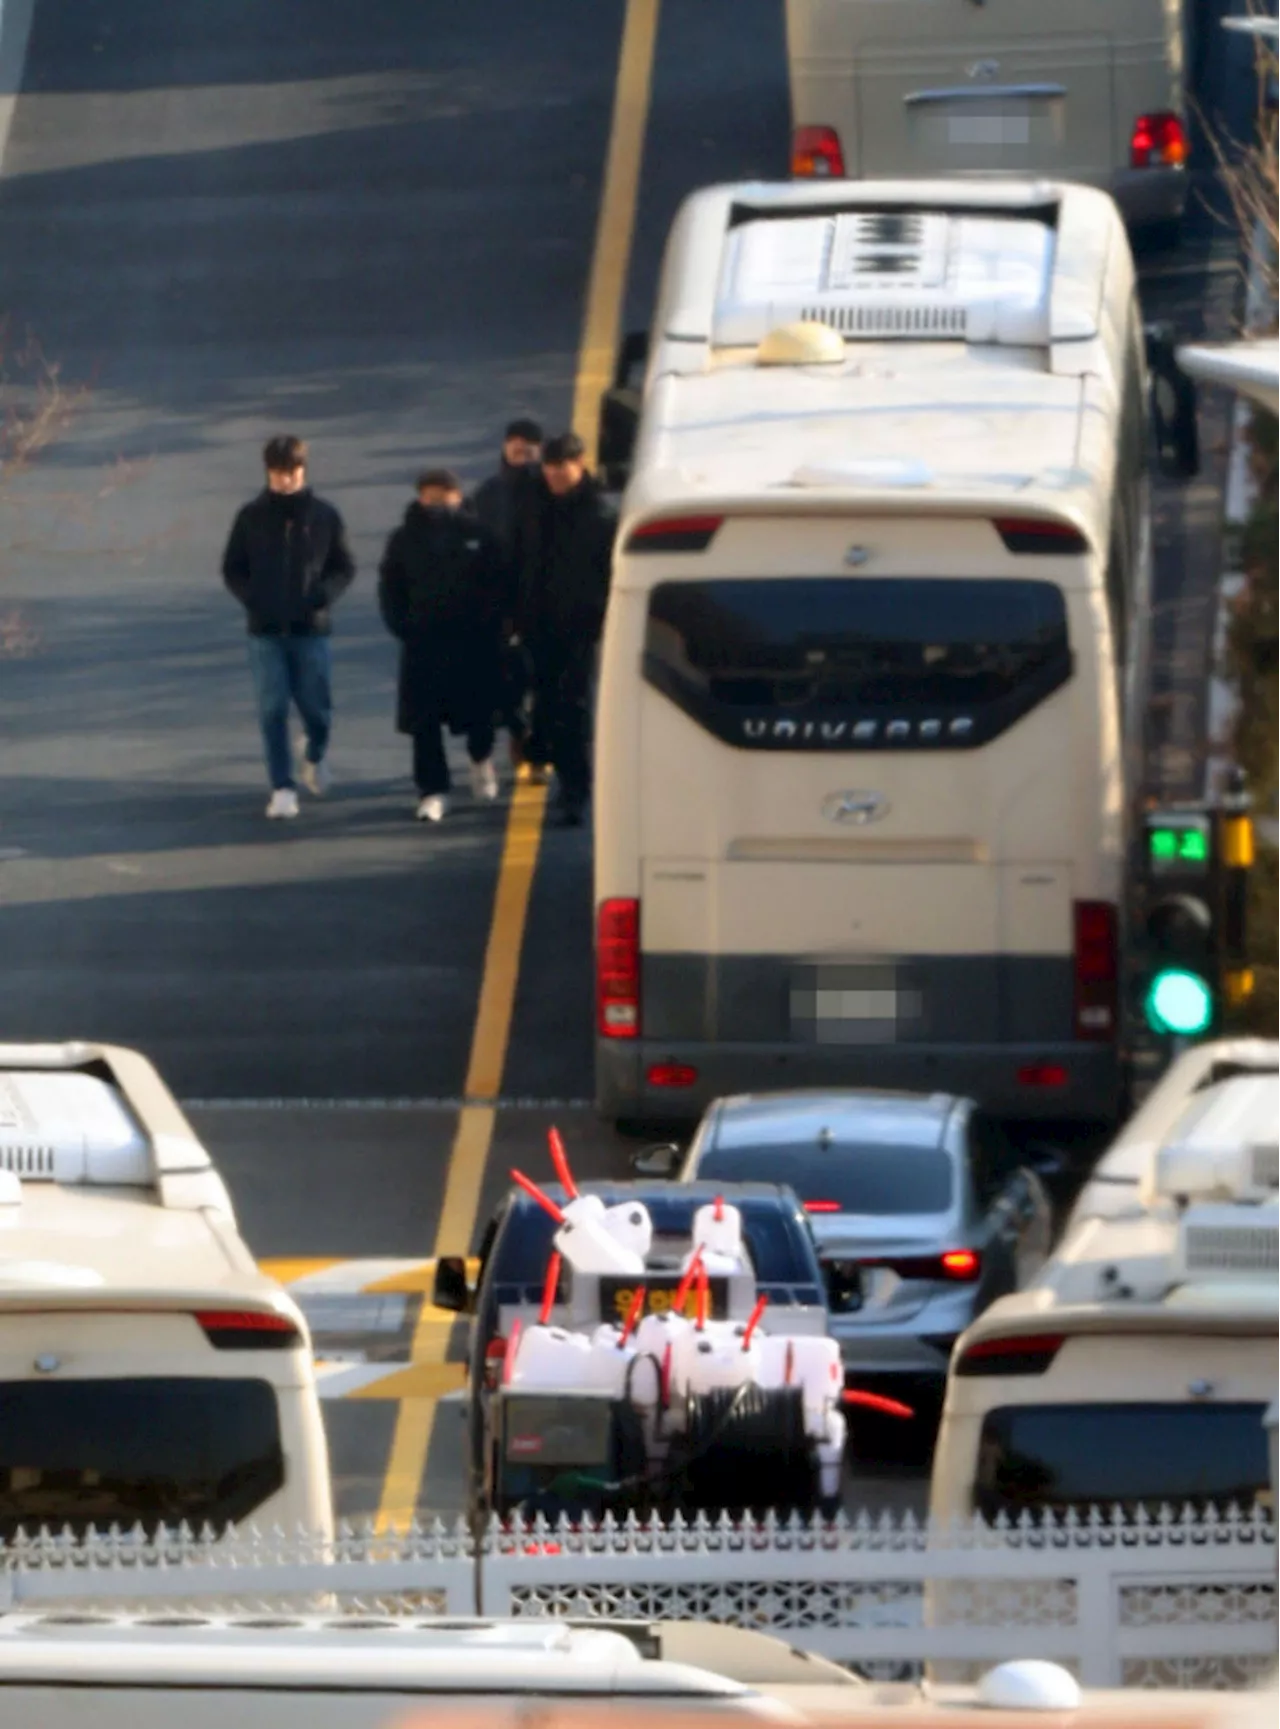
954,1332,1066,1377
625,515,723,554
597,898,640,1038
1131,112,1187,169
994,517,1088,555
792,125,845,178
195,1309,301,1350
1074,899,1118,1041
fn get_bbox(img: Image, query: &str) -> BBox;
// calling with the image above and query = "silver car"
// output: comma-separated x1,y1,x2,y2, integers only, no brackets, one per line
642,1089,1054,1407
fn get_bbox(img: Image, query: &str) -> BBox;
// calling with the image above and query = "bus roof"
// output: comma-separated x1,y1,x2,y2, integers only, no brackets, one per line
620,177,1130,553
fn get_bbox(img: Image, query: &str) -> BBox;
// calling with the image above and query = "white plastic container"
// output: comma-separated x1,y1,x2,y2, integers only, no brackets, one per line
507,1324,593,1389
669,1319,761,1401
601,1200,653,1259
681,1200,746,1276
554,1204,646,1276
758,1334,843,1436
815,1405,846,1500
581,1328,636,1398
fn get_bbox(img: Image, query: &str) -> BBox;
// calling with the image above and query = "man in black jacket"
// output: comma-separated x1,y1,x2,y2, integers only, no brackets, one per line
222,435,356,819
378,469,508,823
468,417,543,772
517,432,616,827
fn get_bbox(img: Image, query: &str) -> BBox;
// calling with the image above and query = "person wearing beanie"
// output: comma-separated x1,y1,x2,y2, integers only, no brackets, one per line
221,435,356,819
378,469,509,823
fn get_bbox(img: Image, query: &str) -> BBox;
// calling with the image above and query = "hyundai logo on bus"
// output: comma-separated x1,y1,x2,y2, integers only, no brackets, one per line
822,790,891,825
741,716,976,744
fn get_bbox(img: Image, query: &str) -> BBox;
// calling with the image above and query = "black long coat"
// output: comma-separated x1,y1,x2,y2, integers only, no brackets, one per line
377,504,509,736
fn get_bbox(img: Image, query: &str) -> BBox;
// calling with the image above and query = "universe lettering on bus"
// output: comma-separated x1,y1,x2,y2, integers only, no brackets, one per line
741,715,977,744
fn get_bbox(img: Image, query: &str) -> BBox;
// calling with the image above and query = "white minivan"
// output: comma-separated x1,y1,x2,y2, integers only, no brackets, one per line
786,0,1188,239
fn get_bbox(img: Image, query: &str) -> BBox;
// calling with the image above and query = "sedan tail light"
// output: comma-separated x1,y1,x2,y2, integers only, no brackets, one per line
839,1251,982,1283
1131,112,1187,169
792,125,845,178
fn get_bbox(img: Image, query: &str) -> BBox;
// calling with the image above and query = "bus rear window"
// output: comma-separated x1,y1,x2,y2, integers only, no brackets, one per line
975,1402,1270,1521
0,1377,285,1538
644,577,1070,750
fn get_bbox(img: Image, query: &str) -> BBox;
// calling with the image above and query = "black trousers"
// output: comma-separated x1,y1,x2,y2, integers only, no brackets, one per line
412,718,495,796
525,637,594,807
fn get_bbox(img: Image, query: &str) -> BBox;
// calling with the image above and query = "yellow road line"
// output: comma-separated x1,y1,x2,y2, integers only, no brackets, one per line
571,0,662,466
259,1257,345,1285
374,785,547,1531
373,0,661,1532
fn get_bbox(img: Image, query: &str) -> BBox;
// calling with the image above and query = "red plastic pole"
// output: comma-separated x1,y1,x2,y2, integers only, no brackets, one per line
843,1388,915,1420
503,1318,523,1386
673,1246,703,1310
696,1263,710,1331
511,1168,566,1224
619,1285,646,1346
713,1194,724,1222
539,1251,562,1325
741,1293,768,1349
546,1126,579,1199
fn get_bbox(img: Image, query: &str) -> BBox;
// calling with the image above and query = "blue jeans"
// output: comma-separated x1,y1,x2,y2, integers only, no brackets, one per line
248,635,332,790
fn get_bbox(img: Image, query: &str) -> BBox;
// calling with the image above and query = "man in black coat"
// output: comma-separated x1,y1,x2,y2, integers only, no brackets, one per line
468,417,543,771
378,470,508,823
516,432,617,827
222,434,356,819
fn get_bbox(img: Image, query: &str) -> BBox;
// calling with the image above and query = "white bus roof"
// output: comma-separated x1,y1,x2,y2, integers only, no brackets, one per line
622,179,1130,553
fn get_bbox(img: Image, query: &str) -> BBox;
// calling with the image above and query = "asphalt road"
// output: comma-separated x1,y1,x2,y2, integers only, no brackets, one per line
0,0,1249,1525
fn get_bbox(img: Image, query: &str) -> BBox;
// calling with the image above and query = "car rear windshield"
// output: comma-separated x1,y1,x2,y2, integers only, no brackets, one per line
975,1402,1271,1520
697,1145,953,1214
644,577,1070,750
492,1193,820,1291
0,1378,285,1539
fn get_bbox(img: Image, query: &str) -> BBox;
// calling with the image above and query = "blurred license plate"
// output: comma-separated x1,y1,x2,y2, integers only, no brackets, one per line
948,110,1030,147
790,962,923,1045
599,1278,728,1323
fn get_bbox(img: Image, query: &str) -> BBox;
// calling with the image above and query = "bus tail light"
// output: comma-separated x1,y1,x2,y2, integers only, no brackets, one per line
955,1333,1065,1377
597,898,640,1038
1131,112,1187,169
647,1063,697,1088
792,125,845,178
1074,900,1118,1041
1017,1063,1069,1089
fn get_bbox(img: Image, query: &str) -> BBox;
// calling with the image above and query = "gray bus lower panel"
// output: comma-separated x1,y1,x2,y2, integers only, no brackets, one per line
596,1038,1122,1126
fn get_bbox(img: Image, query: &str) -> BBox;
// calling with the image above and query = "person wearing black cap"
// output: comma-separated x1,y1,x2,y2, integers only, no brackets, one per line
469,417,543,772
516,431,617,827
378,470,508,822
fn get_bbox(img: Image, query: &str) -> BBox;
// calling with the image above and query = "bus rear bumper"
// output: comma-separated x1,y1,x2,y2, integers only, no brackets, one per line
596,1040,1122,1128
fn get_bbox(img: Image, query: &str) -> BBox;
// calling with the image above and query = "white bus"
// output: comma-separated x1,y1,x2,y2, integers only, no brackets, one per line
594,180,1155,1133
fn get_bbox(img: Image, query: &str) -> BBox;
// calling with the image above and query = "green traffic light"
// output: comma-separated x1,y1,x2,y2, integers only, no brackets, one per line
1145,968,1214,1037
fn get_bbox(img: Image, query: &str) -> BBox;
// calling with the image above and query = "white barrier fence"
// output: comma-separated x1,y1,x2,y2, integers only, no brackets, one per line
0,1506,1273,1689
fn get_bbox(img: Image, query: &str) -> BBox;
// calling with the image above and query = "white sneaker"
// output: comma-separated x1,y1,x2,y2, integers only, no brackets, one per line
416,795,448,823
469,758,499,801
266,788,300,820
299,755,331,796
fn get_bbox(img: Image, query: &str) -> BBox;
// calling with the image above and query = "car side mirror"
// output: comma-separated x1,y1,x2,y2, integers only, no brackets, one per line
432,1255,473,1315
1145,321,1200,480
597,329,648,491
630,1142,681,1179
